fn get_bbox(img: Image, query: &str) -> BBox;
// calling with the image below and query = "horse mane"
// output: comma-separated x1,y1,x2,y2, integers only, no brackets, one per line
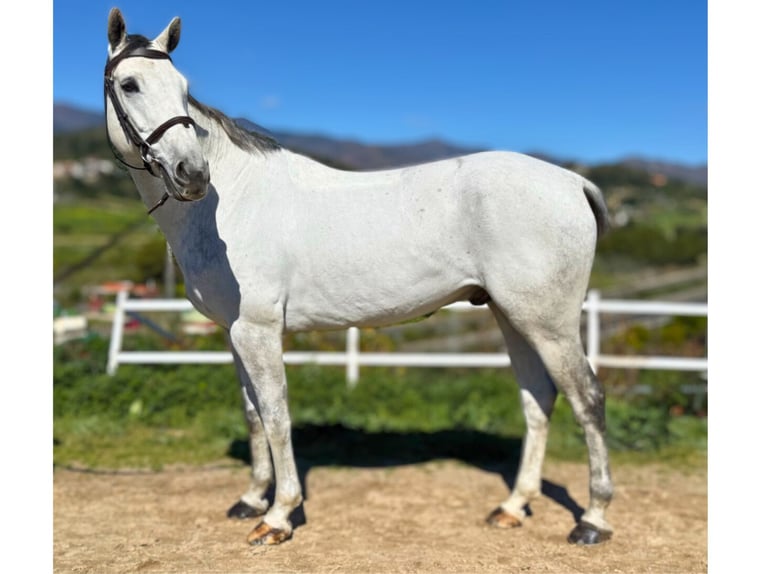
189,95,282,154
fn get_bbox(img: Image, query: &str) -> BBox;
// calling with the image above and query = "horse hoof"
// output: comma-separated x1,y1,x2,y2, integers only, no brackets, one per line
246,521,292,546
486,507,523,528
567,521,612,545
227,500,263,519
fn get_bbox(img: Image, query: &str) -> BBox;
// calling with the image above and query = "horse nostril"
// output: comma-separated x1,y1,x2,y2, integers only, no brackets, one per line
176,161,188,181
176,161,209,182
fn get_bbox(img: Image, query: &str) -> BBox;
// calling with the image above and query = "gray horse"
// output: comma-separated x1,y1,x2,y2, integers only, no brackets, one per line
104,7,613,547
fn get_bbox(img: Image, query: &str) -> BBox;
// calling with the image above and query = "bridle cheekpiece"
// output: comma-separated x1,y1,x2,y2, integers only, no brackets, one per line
104,46,197,214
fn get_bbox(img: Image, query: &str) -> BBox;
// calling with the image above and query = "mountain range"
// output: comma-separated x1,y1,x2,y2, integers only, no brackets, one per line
54,103,707,185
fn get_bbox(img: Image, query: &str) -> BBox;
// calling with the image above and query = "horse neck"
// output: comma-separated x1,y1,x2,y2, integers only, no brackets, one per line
128,107,274,266
190,107,276,192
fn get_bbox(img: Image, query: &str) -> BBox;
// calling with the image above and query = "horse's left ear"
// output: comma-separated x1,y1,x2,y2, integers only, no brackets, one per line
156,17,181,53
107,8,127,53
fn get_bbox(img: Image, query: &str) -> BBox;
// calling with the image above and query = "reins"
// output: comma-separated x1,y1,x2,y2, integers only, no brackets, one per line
104,46,197,214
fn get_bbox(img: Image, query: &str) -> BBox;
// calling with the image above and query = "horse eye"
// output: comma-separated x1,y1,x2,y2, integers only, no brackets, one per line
121,79,140,94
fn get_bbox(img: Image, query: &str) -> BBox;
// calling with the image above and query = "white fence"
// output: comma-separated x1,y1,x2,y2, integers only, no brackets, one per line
106,289,708,387
54,315,88,345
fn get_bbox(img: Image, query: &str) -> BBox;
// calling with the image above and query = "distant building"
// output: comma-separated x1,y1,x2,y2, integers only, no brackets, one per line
53,157,116,183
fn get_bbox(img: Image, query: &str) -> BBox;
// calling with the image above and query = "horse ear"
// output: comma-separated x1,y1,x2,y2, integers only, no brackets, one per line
107,7,127,52
156,17,182,54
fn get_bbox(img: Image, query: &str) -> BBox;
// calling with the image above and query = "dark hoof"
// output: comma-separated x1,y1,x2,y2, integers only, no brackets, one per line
567,521,612,545
227,500,263,519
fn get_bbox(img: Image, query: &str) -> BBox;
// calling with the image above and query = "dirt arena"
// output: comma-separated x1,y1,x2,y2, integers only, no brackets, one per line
54,457,707,573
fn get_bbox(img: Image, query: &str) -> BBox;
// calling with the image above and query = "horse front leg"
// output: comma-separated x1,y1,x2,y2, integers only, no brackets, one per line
228,318,303,545
226,347,274,520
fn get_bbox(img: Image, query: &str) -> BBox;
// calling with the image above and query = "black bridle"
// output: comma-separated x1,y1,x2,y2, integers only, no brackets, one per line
104,46,197,213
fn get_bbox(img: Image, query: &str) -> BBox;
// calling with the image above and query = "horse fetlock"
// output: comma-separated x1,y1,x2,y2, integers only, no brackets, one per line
241,491,271,513
514,482,542,502
580,509,613,534
590,479,614,506
274,491,303,516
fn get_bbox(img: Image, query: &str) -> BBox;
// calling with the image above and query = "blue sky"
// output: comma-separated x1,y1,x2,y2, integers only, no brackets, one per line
53,0,707,165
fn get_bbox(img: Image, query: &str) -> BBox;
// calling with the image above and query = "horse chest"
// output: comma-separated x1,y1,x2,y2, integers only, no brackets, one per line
174,247,241,329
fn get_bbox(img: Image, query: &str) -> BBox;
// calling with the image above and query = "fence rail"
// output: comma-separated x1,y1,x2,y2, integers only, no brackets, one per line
107,289,708,387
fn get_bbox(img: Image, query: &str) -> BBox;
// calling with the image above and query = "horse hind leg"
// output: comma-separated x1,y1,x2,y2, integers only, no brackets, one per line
486,305,558,529
523,321,614,544
227,347,274,520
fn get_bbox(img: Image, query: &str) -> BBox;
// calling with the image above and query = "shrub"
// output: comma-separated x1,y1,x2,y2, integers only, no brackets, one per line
54,334,706,469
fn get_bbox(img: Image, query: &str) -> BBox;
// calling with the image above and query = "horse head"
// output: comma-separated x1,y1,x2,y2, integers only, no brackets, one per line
104,8,209,205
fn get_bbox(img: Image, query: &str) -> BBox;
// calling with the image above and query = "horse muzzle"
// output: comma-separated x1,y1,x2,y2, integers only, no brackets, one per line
154,157,210,202
173,159,210,201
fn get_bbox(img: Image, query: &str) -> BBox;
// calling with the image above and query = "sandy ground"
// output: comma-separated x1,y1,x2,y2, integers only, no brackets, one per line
54,457,707,573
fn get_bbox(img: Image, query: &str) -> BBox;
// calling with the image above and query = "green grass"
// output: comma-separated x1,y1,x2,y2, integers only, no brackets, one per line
54,199,146,234
54,409,244,470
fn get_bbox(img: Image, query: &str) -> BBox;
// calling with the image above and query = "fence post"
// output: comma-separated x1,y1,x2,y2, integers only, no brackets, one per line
107,289,128,375
586,289,600,374
346,326,360,388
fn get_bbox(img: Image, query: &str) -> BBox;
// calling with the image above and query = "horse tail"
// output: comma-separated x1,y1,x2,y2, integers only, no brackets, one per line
582,177,610,239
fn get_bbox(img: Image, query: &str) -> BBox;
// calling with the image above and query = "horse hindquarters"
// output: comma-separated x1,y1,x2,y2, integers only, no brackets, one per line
479,170,612,543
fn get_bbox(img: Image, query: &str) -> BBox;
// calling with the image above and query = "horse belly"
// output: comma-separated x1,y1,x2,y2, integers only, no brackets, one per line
283,280,478,331
282,235,479,331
